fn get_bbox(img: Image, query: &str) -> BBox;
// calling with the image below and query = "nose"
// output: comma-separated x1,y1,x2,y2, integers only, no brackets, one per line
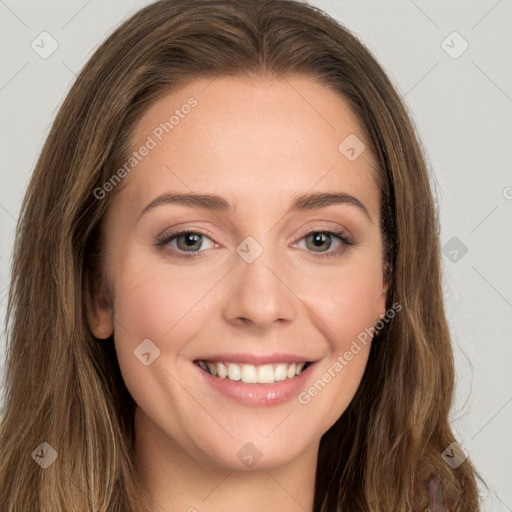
221,243,297,330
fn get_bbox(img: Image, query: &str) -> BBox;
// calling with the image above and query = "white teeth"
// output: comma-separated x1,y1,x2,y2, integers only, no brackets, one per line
286,363,296,379
217,362,228,379
274,363,287,381
227,363,241,381
198,360,309,383
257,364,274,384
241,364,258,383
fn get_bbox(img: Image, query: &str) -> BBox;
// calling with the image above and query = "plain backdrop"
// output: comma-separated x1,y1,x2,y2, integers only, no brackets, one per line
1,1,511,509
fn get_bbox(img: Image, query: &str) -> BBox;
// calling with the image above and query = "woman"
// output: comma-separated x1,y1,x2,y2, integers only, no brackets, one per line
0,0,484,510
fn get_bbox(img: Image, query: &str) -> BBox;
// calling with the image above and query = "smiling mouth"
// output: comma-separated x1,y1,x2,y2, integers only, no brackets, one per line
195,360,312,384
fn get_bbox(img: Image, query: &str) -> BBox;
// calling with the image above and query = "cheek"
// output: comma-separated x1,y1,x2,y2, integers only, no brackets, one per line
107,257,217,428
292,254,382,418
108,252,210,372
296,255,384,347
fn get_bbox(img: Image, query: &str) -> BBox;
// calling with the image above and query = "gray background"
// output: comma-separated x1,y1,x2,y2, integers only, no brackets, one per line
1,0,511,509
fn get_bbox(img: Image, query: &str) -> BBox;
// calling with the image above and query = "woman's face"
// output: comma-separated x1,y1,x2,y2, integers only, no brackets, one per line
88,76,387,471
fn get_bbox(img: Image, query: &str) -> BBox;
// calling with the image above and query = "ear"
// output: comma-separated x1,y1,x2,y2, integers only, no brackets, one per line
375,279,389,322
85,267,114,340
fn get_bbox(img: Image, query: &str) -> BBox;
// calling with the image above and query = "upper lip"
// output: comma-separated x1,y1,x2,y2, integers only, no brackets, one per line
194,352,314,365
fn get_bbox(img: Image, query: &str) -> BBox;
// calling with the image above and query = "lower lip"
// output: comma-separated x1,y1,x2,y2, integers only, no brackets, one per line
196,363,315,407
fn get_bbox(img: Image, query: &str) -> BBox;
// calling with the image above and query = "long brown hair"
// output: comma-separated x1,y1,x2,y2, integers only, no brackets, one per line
0,1,485,510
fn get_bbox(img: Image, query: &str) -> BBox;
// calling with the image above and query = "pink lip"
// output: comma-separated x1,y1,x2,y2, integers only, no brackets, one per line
194,352,312,365
195,360,316,407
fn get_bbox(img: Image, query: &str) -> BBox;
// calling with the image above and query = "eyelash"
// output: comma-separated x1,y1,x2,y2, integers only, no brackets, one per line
155,229,354,260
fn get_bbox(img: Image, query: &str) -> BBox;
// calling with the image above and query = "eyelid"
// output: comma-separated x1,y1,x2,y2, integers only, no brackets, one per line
291,228,354,259
155,225,354,261
154,228,218,257
292,224,353,244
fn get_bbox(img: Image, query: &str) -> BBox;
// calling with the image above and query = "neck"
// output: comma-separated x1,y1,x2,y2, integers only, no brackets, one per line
133,406,319,512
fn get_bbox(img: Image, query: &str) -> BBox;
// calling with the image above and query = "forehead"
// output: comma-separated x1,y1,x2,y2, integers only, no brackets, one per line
116,75,380,220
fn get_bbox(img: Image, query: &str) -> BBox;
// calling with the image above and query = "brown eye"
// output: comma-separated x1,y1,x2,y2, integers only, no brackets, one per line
304,232,335,252
175,233,203,252
155,230,216,258
295,230,354,259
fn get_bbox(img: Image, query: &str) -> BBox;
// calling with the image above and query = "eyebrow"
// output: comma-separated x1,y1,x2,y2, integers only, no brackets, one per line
137,191,371,222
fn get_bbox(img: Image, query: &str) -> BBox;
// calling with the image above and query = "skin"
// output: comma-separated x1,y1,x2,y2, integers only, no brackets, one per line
87,75,388,512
